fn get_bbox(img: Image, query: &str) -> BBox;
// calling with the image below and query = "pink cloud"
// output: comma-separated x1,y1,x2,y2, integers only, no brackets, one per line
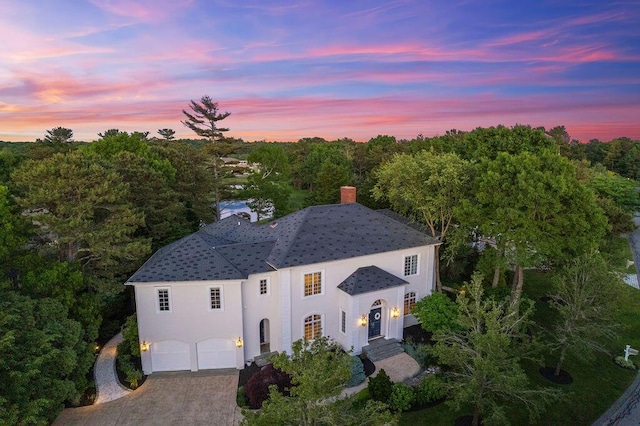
89,0,195,22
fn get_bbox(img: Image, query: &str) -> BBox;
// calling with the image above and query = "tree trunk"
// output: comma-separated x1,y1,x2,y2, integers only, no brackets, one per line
510,265,524,309
434,244,442,292
492,244,505,287
472,405,481,426
212,155,221,221
555,344,568,376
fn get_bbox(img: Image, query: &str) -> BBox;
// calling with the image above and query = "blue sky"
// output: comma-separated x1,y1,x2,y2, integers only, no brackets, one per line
1,0,638,142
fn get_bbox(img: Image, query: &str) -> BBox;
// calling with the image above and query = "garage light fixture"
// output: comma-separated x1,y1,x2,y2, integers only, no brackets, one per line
236,337,244,348
141,341,150,352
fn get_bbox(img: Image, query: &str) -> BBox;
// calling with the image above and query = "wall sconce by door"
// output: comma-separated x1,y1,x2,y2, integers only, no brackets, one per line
359,315,368,326
391,306,400,318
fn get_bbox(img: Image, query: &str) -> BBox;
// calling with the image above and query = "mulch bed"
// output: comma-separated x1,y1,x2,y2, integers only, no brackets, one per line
403,324,433,345
360,354,376,377
539,366,573,384
454,415,482,426
238,362,262,387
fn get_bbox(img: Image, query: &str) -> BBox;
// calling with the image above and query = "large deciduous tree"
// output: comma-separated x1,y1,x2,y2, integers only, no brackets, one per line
182,95,231,220
431,274,558,426
459,150,608,306
242,144,292,220
548,252,620,376
373,150,473,291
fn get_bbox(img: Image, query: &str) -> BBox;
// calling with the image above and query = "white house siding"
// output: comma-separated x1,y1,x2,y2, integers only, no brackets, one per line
284,244,435,355
240,270,282,363
133,280,245,374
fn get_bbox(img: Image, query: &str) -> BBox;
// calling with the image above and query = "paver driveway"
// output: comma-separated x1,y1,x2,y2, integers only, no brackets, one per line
54,369,241,426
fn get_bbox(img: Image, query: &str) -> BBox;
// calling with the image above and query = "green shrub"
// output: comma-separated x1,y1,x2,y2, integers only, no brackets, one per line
346,355,366,387
413,374,446,407
117,351,143,389
237,386,248,407
402,341,432,368
412,293,459,333
368,369,393,403
389,383,414,412
614,356,637,370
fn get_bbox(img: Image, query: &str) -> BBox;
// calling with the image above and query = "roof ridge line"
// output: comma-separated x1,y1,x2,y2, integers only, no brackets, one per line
267,206,312,268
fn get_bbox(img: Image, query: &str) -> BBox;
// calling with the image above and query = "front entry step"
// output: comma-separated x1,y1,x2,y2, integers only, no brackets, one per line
254,351,278,367
362,338,404,362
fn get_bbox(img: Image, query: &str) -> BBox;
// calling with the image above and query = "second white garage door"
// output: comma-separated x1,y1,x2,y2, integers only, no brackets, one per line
197,338,236,369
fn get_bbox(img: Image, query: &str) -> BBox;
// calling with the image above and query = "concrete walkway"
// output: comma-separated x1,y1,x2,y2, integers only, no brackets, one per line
342,352,421,397
94,332,131,404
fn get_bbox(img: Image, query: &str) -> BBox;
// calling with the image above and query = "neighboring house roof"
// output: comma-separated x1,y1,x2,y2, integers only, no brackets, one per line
337,265,408,295
127,202,438,283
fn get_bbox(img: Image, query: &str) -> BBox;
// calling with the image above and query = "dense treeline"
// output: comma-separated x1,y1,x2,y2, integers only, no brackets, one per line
0,124,639,423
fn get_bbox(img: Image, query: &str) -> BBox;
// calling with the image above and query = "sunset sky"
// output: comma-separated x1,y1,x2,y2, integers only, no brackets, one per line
1,0,639,143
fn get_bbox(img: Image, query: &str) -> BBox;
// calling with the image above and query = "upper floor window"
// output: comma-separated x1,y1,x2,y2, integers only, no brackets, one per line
304,314,322,340
404,292,416,315
259,278,269,295
340,310,346,334
209,287,222,310
404,254,418,276
157,288,170,312
304,272,322,297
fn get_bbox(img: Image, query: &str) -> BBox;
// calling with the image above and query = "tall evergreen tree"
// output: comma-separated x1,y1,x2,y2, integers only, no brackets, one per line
181,95,231,221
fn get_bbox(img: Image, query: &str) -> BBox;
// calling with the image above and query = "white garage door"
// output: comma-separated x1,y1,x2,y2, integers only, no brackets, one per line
151,340,191,372
197,338,236,369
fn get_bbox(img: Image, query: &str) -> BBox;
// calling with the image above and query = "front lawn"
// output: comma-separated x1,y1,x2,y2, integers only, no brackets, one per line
400,237,640,425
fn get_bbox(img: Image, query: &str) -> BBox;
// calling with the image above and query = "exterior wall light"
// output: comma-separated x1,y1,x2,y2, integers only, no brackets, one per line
140,341,150,352
391,307,400,318
236,337,244,348
359,315,368,326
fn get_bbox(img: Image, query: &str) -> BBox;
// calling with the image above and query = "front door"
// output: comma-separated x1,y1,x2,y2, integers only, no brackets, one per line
368,307,382,340
260,319,270,353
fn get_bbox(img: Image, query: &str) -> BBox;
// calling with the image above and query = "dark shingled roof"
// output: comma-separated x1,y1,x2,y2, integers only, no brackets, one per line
127,203,438,283
337,266,408,295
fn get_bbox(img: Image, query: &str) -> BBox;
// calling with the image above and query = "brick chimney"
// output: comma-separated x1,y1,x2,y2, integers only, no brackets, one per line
340,186,356,204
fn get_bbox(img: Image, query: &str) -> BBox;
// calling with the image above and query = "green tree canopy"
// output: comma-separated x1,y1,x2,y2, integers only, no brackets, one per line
243,336,395,425
11,151,150,289
373,150,473,291
43,127,74,144
431,274,558,426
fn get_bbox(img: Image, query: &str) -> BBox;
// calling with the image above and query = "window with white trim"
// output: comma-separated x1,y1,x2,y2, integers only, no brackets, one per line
304,314,322,340
404,254,418,276
404,292,416,315
304,272,322,297
259,278,269,295
340,310,346,334
157,288,170,312
209,287,222,310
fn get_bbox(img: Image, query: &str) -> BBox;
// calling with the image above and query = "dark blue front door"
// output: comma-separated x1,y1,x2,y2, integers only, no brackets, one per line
368,307,382,339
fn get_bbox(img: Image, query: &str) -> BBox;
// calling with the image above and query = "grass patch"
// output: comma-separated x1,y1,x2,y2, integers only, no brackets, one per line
400,236,640,425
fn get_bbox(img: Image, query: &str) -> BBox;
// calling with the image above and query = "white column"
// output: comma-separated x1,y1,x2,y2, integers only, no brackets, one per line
280,270,292,354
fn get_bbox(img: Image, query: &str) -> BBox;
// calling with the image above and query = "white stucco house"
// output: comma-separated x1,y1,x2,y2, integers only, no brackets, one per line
127,187,439,374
